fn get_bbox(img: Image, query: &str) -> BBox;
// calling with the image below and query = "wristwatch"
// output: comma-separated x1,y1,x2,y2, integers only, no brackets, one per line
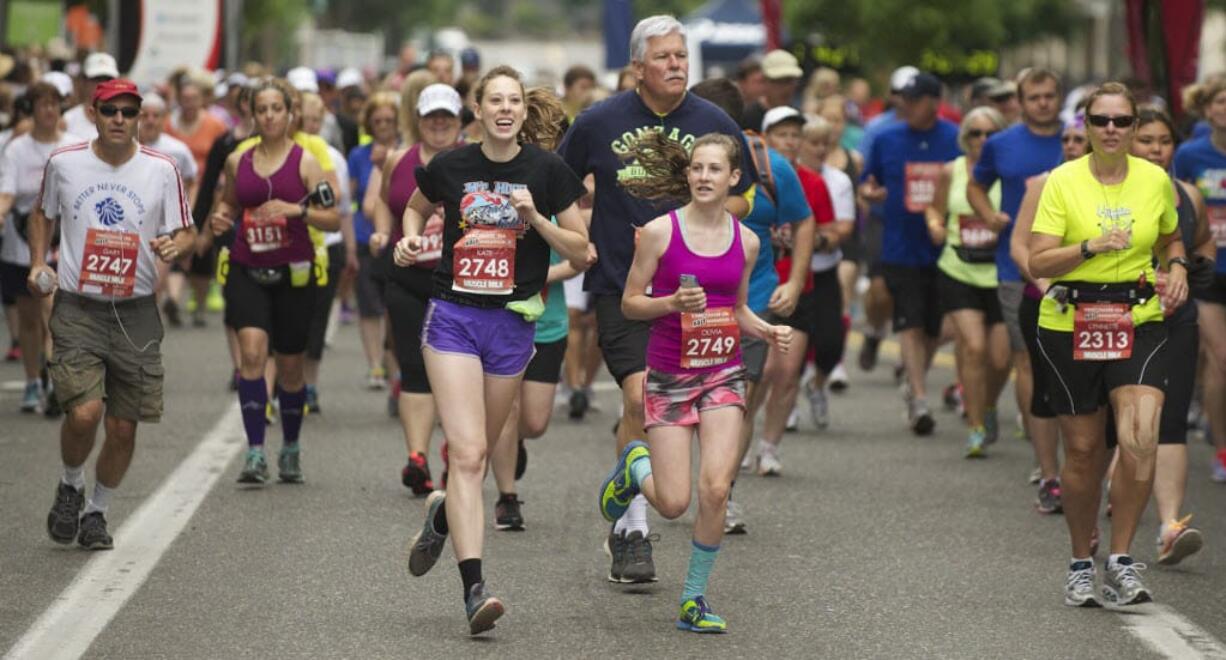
1080,239,1095,260
1169,256,1190,270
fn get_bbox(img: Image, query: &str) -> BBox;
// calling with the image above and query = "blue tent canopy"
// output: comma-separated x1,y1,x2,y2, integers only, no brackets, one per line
684,0,767,65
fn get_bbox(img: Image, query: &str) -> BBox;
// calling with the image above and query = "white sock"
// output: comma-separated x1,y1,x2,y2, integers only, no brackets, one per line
617,494,648,535
1107,553,1129,568
1071,557,1093,566
61,464,86,490
83,483,114,515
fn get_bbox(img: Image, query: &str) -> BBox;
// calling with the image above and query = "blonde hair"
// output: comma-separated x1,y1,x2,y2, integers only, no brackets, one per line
399,69,437,145
957,106,1007,152
360,91,400,136
802,115,833,141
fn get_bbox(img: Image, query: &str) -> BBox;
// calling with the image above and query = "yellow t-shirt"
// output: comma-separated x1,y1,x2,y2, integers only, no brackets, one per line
1032,154,1178,332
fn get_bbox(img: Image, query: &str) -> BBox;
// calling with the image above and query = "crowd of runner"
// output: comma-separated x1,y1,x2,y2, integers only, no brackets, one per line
2,13,1225,635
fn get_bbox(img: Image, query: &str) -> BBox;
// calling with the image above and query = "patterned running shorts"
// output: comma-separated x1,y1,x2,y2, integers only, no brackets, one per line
643,364,747,429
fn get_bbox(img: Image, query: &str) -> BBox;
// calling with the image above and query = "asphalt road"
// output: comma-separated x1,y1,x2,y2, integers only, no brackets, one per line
1,311,1224,659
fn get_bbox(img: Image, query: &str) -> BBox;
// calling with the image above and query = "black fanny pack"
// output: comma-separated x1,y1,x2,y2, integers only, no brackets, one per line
246,265,287,287
955,245,996,264
1063,281,1155,306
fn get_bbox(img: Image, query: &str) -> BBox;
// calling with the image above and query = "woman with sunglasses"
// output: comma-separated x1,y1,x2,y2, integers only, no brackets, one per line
209,78,340,485
1030,82,1188,608
924,106,1009,458
1173,77,1226,485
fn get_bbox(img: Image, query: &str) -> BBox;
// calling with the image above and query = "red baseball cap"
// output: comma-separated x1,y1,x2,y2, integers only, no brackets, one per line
92,78,142,104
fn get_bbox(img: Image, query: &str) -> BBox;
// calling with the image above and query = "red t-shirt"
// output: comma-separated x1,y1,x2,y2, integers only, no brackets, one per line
775,163,835,292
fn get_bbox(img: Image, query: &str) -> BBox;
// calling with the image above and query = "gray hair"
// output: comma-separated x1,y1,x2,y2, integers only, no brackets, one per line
958,105,1007,153
630,15,686,62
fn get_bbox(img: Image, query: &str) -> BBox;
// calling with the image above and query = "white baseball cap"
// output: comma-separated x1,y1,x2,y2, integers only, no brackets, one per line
337,68,363,90
889,66,919,93
417,84,463,117
286,66,319,93
40,71,74,99
761,106,803,133
83,52,119,79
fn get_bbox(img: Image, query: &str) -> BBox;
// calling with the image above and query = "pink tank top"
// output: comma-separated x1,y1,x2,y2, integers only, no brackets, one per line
231,144,312,267
646,209,746,374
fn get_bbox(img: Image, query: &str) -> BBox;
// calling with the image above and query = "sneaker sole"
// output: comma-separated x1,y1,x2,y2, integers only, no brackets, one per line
494,521,525,531
79,538,114,551
47,522,78,545
278,474,304,484
1158,529,1203,566
964,448,986,459
676,621,727,633
602,536,624,583
1102,586,1152,607
1064,595,1102,608
758,468,781,477
468,597,504,635
236,474,268,485
620,571,659,584
408,492,447,577
1035,503,1063,515
724,523,747,535
912,415,935,436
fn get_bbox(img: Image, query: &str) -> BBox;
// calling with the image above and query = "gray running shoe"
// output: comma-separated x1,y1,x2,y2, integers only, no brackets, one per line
604,525,627,582
46,482,84,544
77,512,113,550
494,494,525,531
278,445,303,483
1064,560,1101,608
408,490,448,577
908,399,935,436
620,530,659,583
724,499,747,535
1036,479,1063,514
1102,556,1151,607
806,381,829,430
237,448,269,484
465,582,505,635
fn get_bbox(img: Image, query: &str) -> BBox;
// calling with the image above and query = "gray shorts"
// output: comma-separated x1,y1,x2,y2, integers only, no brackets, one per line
997,281,1027,353
741,335,768,383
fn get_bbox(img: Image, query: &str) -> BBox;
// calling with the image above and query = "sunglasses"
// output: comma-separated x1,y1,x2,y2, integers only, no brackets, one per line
1062,135,1087,144
967,129,998,139
1086,114,1135,128
98,104,139,119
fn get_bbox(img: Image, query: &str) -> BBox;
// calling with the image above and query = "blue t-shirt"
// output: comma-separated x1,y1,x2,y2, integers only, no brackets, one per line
1174,136,1226,273
863,120,962,267
558,90,755,295
1192,120,1210,141
858,108,898,158
743,149,810,313
347,143,377,245
972,124,1063,282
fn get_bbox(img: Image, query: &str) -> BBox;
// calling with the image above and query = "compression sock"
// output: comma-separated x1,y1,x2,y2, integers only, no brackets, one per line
62,463,85,489
278,387,306,445
681,540,720,602
630,452,653,490
83,482,114,515
459,558,483,600
238,377,268,447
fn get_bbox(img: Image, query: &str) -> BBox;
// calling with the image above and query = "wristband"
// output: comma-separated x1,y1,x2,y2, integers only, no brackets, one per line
1080,239,1095,260
1169,256,1190,270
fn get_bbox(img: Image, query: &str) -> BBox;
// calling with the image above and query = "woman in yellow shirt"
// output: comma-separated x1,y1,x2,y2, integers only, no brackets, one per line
1029,82,1188,609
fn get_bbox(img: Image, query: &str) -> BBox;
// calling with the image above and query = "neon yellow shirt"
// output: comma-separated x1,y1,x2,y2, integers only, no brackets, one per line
1032,154,1177,331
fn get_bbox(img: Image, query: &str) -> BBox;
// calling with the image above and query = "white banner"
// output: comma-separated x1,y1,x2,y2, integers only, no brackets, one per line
127,0,221,86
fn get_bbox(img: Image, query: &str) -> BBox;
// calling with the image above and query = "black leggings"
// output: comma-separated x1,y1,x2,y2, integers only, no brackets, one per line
806,268,846,376
305,243,344,361
385,268,434,393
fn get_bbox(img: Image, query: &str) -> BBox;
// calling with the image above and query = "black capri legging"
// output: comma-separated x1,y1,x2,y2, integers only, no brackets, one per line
777,268,845,376
385,261,434,394
305,243,345,361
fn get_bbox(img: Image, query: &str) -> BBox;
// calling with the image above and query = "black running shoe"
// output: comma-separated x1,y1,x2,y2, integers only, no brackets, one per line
604,525,627,582
620,530,659,583
408,491,448,577
465,582,505,635
162,299,182,328
43,382,62,418
77,511,113,550
568,389,590,420
514,438,527,480
401,452,433,496
46,482,84,544
858,335,881,372
494,494,525,531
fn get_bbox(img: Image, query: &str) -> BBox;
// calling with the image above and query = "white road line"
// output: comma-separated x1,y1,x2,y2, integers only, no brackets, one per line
1117,604,1226,659
4,404,242,660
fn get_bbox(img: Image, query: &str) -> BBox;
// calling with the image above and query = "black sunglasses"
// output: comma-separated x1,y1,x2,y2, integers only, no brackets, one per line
1062,134,1087,144
967,129,998,139
98,104,139,119
1086,114,1135,128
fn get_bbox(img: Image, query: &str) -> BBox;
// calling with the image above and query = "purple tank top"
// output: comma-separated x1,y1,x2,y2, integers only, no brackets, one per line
232,143,312,267
386,143,423,244
646,209,746,374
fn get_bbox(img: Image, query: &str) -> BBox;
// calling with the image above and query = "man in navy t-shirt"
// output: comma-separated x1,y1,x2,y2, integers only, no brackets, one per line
860,72,960,435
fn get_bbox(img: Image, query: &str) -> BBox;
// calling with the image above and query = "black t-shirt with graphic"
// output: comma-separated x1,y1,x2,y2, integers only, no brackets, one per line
415,142,585,308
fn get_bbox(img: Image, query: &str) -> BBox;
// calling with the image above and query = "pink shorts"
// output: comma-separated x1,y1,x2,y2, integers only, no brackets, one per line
643,364,747,429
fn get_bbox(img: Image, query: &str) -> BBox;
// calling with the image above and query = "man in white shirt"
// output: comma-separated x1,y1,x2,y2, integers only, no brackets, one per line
30,79,196,551
138,92,197,200
62,52,119,140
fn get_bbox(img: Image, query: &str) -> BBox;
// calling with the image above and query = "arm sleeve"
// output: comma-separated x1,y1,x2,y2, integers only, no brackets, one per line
972,138,999,187
1031,173,1067,238
162,162,192,232
37,157,59,220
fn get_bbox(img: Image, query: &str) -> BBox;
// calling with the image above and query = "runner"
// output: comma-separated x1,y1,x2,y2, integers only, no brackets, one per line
0,81,79,414
598,130,791,633
1172,77,1226,484
398,66,588,635
860,72,961,434
557,15,753,581
62,53,118,139
32,79,195,549
1030,82,1188,607
208,77,340,485
925,106,1009,457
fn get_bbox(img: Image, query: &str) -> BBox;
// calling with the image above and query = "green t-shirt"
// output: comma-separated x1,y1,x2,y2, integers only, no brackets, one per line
937,155,1001,288
534,234,569,343
1032,154,1178,332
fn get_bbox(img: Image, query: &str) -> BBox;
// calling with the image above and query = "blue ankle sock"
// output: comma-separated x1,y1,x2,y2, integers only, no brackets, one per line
237,377,267,447
279,387,306,445
629,454,652,489
681,540,720,603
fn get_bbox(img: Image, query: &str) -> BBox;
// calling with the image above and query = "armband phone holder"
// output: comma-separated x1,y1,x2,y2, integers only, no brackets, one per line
307,182,336,209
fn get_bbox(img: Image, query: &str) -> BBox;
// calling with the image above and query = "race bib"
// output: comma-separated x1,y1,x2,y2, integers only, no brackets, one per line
680,307,740,369
957,214,997,249
79,228,138,297
1073,302,1134,361
1209,206,1226,248
243,210,289,254
417,212,445,268
452,229,516,295
904,162,942,213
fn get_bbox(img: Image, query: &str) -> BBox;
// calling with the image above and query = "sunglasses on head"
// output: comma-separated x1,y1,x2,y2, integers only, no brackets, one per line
98,104,139,119
1086,114,1135,128
967,129,997,139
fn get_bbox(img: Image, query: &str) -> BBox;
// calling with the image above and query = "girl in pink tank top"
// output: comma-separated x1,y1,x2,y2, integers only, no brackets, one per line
599,132,792,633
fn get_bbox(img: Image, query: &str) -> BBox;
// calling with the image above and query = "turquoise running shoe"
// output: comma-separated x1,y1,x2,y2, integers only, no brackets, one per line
599,440,649,522
965,427,987,459
677,596,727,633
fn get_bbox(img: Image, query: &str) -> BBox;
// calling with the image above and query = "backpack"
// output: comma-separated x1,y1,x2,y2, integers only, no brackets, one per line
743,132,776,206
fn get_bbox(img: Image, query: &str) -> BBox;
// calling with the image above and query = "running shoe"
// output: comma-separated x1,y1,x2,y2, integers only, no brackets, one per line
568,388,590,421
305,385,320,414
1036,479,1063,514
724,499,747,535
942,383,962,412
46,482,84,544
1064,560,1101,608
964,427,987,458
21,380,43,413
237,448,270,484
908,399,935,436
1102,556,1151,607
408,490,448,577
162,298,182,328
677,596,727,633
1028,466,1043,485
828,362,849,393
465,582,505,635
806,380,830,430
858,334,881,372
367,367,387,390
77,511,113,550
277,445,303,483
1212,455,1226,483
984,407,999,445
206,282,225,312
401,452,434,496
757,443,782,476
599,440,649,522
1157,515,1203,566
515,437,527,480
494,494,525,531
621,530,658,583
785,407,799,432
604,525,627,582
4,342,19,362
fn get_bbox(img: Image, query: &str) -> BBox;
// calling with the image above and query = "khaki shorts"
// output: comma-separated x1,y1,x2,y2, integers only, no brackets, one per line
48,292,165,422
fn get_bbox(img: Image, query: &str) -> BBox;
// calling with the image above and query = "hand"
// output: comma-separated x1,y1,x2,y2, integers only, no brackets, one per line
859,175,887,204
369,231,389,256
371,143,388,168
1088,229,1130,254
26,263,57,297
253,199,302,221
393,235,422,267
509,189,536,218
1187,254,1216,291
150,235,180,264
767,324,793,353
671,285,707,313
1161,265,1189,312
767,282,800,317
1035,277,1052,295
926,221,946,246
985,211,1011,233
772,224,795,250
209,210,234,237
584,243,598,269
